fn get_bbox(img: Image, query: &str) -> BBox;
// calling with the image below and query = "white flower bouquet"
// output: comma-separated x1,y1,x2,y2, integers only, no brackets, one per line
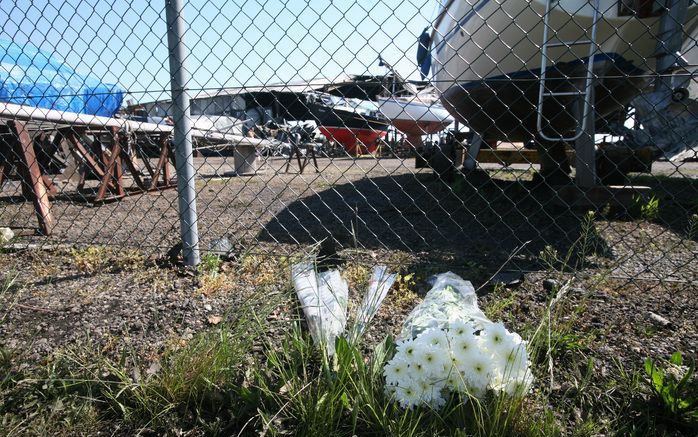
384,272,533,409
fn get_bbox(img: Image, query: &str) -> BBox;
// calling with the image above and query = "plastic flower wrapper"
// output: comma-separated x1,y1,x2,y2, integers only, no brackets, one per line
292,260,394,356
397,272,490,341
349,265,397,343
384,272,533,409
291,262,348,356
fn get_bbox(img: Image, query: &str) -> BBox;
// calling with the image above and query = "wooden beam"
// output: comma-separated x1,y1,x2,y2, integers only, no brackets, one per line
42,175,57,196
150,135,171,189
95,129,124,201
135,141,156,179
6,120,54,235
62,129,109,180
111,128,125,197
475,148,541,165
575,87,598,188
121,147,146,190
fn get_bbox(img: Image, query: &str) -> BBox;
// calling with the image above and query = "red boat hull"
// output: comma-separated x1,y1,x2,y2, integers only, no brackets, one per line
319,126,387,156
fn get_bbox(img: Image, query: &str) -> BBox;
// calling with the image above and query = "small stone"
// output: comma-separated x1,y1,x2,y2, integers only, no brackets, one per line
204,304,212,311
146,360,162,377
543,279,560,292
491,271,524,288
208,238,233,258
648,312,673,329
0,227,14,244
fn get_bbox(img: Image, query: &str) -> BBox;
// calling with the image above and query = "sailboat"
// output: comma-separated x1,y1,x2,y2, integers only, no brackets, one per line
376,57,454,150
428,0,698,142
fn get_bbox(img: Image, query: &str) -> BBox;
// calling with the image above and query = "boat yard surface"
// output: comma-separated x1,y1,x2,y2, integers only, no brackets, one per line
2,156,697,254
1,154,697,434
1,156,695,292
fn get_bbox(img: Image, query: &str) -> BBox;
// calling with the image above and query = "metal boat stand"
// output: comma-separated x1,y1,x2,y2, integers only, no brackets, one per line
0,120,55,235
284,143,319,174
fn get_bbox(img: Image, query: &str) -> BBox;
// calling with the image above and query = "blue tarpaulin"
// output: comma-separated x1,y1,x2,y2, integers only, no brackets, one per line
0,40,123,117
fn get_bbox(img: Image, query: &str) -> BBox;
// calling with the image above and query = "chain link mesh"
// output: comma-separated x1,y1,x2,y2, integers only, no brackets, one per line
0,0,696,288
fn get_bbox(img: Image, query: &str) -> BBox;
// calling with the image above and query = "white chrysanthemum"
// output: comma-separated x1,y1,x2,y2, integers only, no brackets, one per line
492,340,529,378
462,348,492,394
451,333,479,367
445,368,468,393
417,380,447,408
417,379,433,400
396,338,417,360
414,344,449,378
384,357,410,386
509,371,534,395
406,359,429,381
448,320,476,340
394,380,423,409
419,327,449,348
481,321,511,354
491,369,534,396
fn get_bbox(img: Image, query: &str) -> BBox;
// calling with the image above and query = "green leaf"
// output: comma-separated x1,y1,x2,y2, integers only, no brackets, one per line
645,358,665,393
670,351,683,366
644,357,653,376
340,391,350,408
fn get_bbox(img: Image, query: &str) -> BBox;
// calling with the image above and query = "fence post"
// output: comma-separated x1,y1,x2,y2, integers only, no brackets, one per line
165,0,200,266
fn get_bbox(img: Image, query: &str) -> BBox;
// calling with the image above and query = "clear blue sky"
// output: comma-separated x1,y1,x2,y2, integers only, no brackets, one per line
0,0,439,104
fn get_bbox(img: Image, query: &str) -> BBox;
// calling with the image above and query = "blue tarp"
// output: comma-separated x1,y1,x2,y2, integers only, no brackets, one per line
0,40,123,117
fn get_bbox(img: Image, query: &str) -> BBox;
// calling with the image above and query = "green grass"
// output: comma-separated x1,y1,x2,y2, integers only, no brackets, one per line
250,322,552,437
1,248,696,436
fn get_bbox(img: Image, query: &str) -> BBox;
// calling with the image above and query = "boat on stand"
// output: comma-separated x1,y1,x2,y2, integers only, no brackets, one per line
424,0,698,181
307,92,390,156
375,57,454,152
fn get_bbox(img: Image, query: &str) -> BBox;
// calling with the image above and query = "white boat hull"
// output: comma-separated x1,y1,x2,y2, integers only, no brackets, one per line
377,96,453,137
431,0,698,141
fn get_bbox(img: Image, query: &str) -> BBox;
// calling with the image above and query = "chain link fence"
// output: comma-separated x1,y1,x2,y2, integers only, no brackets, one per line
0,0,697,287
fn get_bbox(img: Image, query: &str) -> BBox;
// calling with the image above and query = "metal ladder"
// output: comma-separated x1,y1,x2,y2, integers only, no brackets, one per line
536,0,600,142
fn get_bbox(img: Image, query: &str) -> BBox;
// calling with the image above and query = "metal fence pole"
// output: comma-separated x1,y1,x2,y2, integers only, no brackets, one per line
165,0,200,266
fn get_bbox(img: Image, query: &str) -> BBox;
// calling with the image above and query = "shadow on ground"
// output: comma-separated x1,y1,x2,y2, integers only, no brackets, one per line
629,174,698,239
258,171,595,274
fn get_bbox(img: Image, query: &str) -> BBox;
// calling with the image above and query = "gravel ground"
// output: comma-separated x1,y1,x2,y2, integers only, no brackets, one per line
1,155,697,383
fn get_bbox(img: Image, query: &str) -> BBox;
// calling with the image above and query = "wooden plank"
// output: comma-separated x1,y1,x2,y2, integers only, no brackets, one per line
121,147,146,190
7,120,54,235
95,130,123,201
150,135,169,189
42,175,57,196
575,88,597,188
475,148,541,165
111,128,125,196
136,142,156,179
63,129,107,179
